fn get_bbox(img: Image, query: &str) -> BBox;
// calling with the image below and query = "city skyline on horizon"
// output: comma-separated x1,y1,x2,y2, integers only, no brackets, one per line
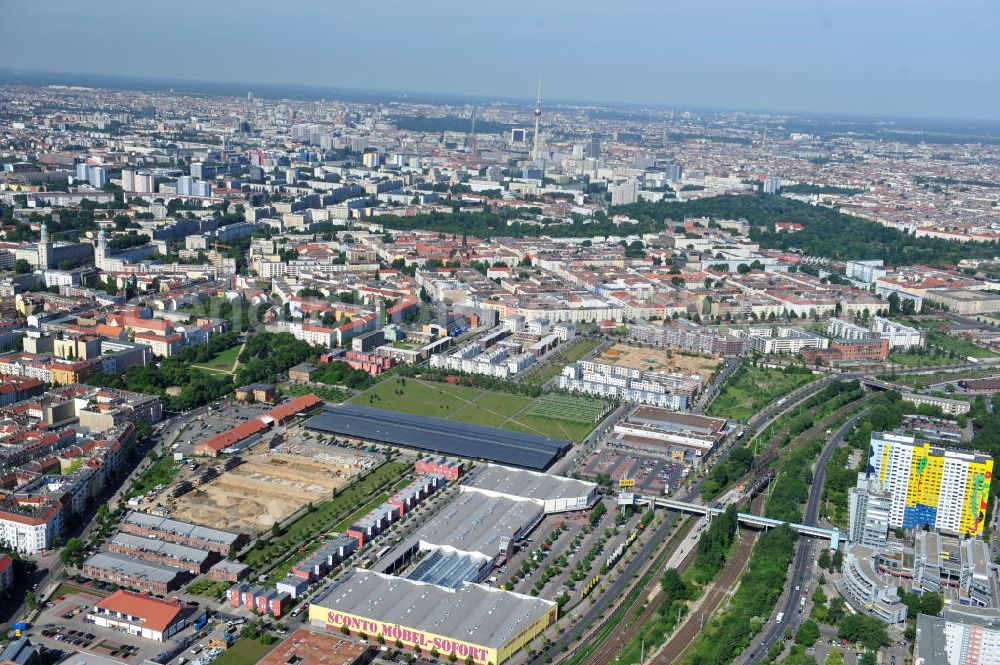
1,0,998,123
5,67,1000,134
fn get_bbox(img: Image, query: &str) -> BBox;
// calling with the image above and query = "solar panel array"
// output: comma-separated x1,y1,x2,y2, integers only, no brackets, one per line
305,404,570,470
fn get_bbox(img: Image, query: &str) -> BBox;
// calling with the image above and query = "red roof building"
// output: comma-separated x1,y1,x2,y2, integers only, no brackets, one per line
194,394,323,457
89,590,203,642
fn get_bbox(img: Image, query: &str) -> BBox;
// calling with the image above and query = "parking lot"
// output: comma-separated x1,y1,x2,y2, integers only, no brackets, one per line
170,399,274,458
498,501,630,602
33,592,163,663
578,446,689,495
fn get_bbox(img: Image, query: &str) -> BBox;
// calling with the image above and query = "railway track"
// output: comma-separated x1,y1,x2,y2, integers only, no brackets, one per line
744,392,877,495
616,397,871,665
578,537,699,665
553,387,874,665
652,496,765,665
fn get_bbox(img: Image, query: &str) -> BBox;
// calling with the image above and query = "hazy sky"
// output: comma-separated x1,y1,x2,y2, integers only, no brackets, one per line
1,0,997,120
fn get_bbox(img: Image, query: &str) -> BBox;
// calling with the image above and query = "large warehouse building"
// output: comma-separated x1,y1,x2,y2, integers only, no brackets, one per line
462,464,598,513
309,465,583,663
309,569,557,665
412,492,543,560
305,405,570,470
377,465,597,588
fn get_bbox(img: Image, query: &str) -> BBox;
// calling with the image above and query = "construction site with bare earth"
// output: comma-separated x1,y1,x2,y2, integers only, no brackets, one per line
598,343,722,385
171,432,382,535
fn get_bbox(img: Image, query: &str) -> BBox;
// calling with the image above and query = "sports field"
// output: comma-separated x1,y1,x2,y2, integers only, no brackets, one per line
349,378,607,442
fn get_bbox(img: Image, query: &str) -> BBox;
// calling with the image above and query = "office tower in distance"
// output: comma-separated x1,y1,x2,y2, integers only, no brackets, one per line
610,180,639,206
121,169,135,192
665,163,683,182
176,175,193,196
763,175,782,194
135,171,154,194
192,180,212,198
88,166,107,188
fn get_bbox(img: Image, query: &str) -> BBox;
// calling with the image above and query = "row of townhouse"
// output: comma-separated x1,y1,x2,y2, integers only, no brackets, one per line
226,584,291,618
346,474,445,548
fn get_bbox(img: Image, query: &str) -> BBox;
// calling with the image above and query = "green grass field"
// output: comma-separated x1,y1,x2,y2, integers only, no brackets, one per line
896,317,947,330
889,352,956,367
351,378,482,417
192,345,242,374
526,393,608,423
448,391,534,428
53,581,107,600
927,330,998,358
519,338,604,386
707,364,816,421
282,382,349,403
505,415,596,443
186,578,230,599
349,378,605,442
125,455,176,499
211,637,277,665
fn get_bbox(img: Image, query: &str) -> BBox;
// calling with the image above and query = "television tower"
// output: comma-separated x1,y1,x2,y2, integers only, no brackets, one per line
532,77,542,162
469,106,478,159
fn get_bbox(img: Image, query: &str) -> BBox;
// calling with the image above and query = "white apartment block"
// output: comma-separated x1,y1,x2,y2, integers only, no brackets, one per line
848,476,892,547
845,260,888,285
735,327,829,354
901,392,971,416
827,317,876,341
870,316,925,349
0,504,62,554
828,316,925,350
558,361,694,410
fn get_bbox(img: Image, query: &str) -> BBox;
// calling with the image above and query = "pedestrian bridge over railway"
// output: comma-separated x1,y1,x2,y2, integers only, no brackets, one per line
633,495,841,548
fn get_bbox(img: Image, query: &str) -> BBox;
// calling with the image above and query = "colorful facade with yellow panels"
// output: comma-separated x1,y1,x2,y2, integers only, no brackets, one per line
869,433,993,537
962,457,993,536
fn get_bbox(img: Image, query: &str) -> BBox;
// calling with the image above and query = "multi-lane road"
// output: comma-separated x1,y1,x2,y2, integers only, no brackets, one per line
742,407,871,664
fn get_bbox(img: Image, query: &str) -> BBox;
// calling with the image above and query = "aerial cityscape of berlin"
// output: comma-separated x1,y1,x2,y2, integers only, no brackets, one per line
0,2,997,665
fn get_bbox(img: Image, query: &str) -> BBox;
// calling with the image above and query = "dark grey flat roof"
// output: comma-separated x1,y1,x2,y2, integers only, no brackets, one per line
305,404,569,470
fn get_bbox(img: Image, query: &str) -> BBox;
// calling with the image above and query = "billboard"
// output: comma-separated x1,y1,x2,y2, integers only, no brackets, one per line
315,608,496,664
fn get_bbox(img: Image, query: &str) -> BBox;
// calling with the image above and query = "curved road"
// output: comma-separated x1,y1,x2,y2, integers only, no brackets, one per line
743,407,871,664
